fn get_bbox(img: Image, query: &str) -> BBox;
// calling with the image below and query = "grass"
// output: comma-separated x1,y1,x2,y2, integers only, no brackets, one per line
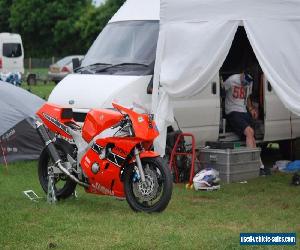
22,68,56,100
22,82,56,100
6,71,300,249
0,161,299,250
25,68,48,77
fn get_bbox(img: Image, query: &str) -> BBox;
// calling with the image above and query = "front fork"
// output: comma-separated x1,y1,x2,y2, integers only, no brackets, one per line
134,147,146,182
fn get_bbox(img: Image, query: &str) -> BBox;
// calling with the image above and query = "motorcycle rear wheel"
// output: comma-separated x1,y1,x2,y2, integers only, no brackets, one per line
124,157,173,212
38,139,77,199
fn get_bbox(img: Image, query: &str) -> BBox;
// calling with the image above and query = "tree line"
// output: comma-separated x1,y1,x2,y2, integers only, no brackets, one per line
0,0,125,57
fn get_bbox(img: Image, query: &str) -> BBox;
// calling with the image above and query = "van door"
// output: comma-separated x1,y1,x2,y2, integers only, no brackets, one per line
2,42,24,73
264,75,293,141
291,112,300,139
172,75,220,145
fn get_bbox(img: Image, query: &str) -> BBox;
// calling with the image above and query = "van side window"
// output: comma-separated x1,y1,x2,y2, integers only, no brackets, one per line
3,43,22,58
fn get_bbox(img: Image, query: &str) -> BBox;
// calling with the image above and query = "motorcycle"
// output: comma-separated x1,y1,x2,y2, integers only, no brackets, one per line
35,102,173,212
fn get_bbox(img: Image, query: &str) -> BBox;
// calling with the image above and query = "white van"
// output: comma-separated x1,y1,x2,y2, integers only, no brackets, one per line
0,33,24,74
48,0,300,156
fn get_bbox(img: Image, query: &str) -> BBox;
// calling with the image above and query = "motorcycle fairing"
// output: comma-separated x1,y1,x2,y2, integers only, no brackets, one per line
36,103,74,139
112,103,159,141
81,137,142,197
81,146,125,197
82,108,123,143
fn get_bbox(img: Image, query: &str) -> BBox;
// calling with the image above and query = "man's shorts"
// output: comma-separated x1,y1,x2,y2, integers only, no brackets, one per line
226,111,254,138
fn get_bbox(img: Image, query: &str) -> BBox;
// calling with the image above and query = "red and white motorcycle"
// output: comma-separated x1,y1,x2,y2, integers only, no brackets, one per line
35,102,172,212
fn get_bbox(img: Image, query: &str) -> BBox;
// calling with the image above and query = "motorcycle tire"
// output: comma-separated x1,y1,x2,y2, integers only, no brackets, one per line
124,157,173,212
38,139,77,199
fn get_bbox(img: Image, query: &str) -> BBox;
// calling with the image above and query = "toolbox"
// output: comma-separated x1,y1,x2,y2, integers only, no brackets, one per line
198,147,261,183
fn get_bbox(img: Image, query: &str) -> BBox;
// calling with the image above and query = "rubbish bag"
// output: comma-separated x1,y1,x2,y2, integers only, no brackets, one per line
286,160,300,172
0,72,22,86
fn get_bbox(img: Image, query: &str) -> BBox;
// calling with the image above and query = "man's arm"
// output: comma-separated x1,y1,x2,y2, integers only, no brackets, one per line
247,97,258,119
222,76,232,90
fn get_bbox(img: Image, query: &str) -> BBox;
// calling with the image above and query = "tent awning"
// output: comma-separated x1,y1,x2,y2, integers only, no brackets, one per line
153,0,300,155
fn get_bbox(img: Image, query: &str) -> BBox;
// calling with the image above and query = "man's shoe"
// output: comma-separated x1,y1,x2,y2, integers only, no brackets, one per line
260,167,271,176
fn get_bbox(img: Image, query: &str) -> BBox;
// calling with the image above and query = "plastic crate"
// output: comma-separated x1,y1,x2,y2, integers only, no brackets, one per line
198,147,261,183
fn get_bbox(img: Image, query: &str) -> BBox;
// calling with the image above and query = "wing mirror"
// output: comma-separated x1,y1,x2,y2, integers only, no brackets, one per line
147,77,153,95
72,58,81,71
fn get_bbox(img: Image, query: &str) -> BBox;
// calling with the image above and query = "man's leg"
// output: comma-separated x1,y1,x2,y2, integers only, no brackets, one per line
244,126,256,148
244,126,265,173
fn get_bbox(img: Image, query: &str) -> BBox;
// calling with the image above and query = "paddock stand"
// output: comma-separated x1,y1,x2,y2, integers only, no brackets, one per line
47,168,78,203
47,168,57,204
168,132,196,189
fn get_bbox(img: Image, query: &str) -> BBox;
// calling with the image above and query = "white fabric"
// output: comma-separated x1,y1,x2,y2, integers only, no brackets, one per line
153,0,300,155
153,20,239,155
109,0,159,23
224,74,252,114
244,19,300,116
160,0,300,22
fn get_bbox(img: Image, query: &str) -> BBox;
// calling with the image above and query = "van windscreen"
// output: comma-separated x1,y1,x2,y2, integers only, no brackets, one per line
82,21,159,69
3,43,22,58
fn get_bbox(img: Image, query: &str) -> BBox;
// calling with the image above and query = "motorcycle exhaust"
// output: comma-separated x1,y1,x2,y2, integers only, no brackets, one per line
35,120,89,188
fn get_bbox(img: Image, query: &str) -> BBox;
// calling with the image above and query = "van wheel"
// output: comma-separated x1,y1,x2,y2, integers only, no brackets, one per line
279,140,295,160
27,74,37,85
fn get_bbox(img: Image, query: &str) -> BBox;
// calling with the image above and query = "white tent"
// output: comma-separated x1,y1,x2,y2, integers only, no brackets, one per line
153,0,300,155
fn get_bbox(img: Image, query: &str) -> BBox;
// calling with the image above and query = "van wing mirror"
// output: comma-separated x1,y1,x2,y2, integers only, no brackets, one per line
72,58,81,71
147,77,153,95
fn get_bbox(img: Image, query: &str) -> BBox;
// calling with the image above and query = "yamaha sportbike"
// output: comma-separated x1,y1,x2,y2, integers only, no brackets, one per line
35,102,172,212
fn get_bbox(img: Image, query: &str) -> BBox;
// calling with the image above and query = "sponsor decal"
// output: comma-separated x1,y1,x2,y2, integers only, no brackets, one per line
85,156,91,164
91,143,125,167
1,147,18,154
91,182,114,196
138,116,144,123
92,143,103,155
0,129,16,142
113,146,127,156
43,113,71,136
7,147,18,153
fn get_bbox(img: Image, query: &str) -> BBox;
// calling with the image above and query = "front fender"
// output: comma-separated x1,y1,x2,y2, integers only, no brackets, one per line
128,150,159,164
139,151,159,159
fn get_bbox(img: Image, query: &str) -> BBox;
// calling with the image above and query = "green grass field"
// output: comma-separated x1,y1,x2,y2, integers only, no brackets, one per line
0,161,299,249
6,70,299,249
22,68,55,100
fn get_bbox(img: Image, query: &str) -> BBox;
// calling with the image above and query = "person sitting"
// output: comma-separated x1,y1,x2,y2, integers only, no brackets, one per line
223,72,265,173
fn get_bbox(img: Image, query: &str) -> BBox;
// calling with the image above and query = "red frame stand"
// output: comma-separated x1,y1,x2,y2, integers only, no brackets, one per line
168,133,196,185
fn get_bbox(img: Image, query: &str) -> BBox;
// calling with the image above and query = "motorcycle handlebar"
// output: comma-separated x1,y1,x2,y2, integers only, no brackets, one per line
111,115,129,129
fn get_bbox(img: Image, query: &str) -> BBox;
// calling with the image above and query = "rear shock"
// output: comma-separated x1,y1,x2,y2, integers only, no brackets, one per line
35,120,89,188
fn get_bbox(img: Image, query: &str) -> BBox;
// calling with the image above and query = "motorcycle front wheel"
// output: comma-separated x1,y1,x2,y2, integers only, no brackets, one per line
124,157,173,212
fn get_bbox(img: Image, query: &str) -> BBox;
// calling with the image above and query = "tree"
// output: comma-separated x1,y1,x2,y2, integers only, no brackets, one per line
9,0,89,57
76,0,126,50
7,0,125,57
0,0,12,32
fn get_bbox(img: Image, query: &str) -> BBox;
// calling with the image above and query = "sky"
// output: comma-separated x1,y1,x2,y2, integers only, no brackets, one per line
92,0,106,7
